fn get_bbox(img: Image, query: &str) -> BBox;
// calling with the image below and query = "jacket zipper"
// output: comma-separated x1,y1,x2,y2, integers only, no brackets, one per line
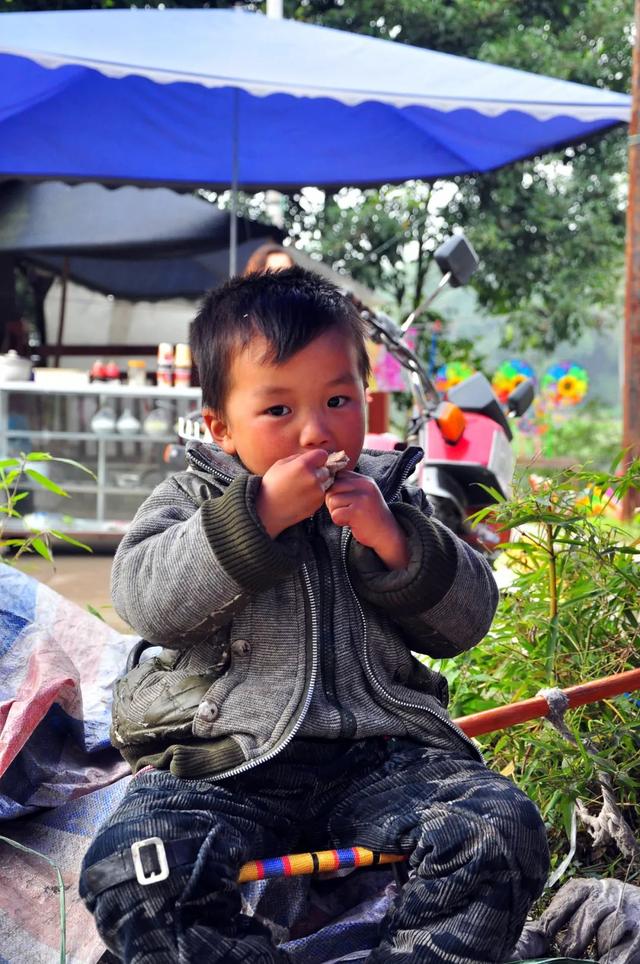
309,517,355,738
387,446,422,504
187,451,234,487
340,443,480,760
207,564,319,781
339,529,480,759
186,448,321,780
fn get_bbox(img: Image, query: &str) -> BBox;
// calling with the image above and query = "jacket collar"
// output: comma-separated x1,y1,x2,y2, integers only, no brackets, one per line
185,440,422,501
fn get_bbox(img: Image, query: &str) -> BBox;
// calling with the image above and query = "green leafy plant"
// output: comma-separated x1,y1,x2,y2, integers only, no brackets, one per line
424,458,640,881
0,451,95,561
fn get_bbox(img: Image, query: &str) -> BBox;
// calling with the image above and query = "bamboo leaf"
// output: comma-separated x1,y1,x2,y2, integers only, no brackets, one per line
24,470,69,497
30,537,53,562
49,456,96,479
49,529,92,552
2,469,23,486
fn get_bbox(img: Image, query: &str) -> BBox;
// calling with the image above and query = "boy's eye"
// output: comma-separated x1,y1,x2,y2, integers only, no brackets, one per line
327,395,348,409
265,405,291,417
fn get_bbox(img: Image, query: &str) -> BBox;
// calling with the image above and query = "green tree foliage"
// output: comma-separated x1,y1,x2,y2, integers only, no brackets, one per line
284,0,633,350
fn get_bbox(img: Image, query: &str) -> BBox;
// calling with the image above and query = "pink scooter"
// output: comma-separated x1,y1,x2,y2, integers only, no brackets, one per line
362,234,533,555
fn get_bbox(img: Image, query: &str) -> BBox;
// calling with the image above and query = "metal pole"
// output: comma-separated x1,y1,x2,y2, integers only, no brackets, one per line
265,0,284,233
229,89,239,277
54,256,69,368
266,0,283,18
622,0,640,521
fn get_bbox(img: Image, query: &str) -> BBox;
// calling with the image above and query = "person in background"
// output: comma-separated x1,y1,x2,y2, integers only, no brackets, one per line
243,242,295,275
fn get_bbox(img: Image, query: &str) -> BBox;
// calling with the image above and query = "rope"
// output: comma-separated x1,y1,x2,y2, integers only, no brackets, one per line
538,687,640,863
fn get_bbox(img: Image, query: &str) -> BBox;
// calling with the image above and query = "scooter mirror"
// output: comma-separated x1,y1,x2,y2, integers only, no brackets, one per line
434,234,479,287
507,378,535,417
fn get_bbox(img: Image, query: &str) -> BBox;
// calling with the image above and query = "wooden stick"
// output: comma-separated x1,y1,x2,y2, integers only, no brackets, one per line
454,667,640,738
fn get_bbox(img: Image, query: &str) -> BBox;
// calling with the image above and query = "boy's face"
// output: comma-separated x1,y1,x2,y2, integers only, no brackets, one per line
204,327,367,476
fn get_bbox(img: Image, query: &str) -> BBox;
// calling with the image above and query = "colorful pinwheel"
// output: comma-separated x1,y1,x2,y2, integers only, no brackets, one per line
491,359,536,404
541,362,589,407
435,361,475,394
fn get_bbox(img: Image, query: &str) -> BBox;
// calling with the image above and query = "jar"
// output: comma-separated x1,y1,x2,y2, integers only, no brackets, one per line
116,409,141,435
143,406,172,437
127,359,147,386
91,406,117,435
0,350,31,382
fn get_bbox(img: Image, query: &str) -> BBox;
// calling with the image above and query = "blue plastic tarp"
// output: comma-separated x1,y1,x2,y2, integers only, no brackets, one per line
0,8,631,189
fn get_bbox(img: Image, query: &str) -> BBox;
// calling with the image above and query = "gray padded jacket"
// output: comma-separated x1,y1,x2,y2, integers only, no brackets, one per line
110,442,498,779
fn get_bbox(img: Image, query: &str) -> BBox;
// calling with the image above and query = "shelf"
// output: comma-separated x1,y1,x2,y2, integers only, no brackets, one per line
15,481,166,496
6,430,178,443
0,383,194,533
4,513,129,542
0,380,202,400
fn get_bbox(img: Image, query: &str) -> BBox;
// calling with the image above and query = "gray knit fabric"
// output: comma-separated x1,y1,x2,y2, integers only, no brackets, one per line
110,442,499,777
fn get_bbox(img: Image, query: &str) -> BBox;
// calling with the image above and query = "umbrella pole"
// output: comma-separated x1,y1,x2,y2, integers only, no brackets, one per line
54,256,69,368
229,90,239,277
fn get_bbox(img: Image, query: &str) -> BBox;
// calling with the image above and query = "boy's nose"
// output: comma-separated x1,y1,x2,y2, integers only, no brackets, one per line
299,413,331,449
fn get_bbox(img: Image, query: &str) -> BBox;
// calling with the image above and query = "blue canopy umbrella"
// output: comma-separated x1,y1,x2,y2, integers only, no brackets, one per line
0,6,630,190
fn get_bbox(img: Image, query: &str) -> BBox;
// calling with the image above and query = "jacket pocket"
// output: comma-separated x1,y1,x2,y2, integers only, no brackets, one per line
193,637,252,737
111,639,231,747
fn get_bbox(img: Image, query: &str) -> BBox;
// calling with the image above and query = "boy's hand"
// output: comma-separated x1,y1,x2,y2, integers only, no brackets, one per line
256,449,329,538
325,471,410,570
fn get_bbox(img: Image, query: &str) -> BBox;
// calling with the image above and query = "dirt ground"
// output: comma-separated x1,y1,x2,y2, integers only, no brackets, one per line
14,552,132,634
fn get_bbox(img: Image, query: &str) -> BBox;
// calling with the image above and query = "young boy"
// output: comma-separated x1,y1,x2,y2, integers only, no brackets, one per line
80,268,548,963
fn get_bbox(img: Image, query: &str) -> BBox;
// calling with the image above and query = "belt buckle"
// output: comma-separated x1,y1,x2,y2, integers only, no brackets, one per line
131,837,170,886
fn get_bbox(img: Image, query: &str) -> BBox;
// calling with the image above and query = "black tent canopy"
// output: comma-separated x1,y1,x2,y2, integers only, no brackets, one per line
0,180,279,260
0,180,376,357
25,240,273,302
0,180,281,352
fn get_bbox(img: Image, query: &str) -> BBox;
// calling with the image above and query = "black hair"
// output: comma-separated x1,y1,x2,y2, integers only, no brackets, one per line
191,266,371,413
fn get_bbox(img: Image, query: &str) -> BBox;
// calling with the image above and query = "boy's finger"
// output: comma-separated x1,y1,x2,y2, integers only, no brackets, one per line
327,476,365,494
328,506,352,527
325,494,354,511
297,449,329,470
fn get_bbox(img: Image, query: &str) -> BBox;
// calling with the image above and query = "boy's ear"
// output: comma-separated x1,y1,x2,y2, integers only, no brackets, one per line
202,408,237,456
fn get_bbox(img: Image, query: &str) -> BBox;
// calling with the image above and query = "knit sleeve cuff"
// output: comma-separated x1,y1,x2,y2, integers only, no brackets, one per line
347,502,458,614
200,474,305,593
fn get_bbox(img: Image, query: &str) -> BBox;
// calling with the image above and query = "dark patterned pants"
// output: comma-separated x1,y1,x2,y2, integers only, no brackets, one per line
80,737,549,963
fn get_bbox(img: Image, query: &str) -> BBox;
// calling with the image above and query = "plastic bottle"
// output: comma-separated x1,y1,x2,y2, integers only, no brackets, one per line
174,343,192,388
156,343,173,387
